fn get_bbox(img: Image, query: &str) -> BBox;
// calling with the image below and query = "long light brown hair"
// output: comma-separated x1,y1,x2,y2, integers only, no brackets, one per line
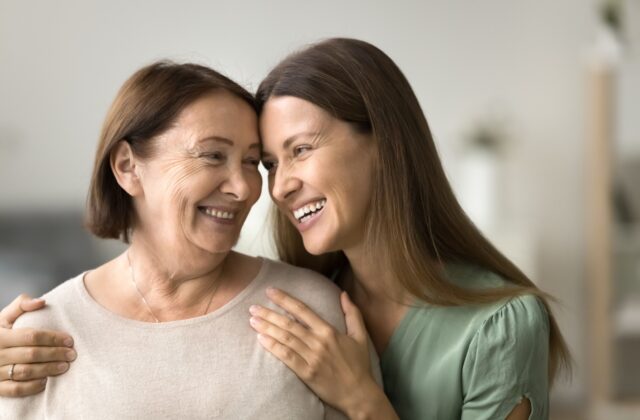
256,38,570,382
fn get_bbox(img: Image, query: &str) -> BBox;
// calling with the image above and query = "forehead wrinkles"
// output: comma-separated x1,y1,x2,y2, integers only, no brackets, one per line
148,128,202,167
148,133,208,181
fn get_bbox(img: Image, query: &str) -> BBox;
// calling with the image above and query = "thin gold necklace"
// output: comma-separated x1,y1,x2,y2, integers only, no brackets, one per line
126,251,220,323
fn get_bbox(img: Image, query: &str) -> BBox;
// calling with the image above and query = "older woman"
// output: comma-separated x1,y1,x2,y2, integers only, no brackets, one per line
2,39,568,419
0,61,353,419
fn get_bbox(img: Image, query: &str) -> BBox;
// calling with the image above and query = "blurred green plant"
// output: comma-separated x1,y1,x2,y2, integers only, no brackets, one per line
600,0,623,36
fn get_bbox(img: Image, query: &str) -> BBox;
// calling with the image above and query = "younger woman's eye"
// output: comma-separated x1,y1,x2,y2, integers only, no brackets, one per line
293,145,312,157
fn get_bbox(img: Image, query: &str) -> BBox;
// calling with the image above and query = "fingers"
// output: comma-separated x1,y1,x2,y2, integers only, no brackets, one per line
340,292,367,343
265,288,331,332
249,309,312,358
0,295,45,328
0,361,69,381
0,378,47,398
249,305,312,341
256,334,309,378
0,327,74,349
20,298,46,313
0,346,77,367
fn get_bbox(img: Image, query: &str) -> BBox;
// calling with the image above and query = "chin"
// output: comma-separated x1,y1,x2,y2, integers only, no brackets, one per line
302,236,338,256
196,237,238,255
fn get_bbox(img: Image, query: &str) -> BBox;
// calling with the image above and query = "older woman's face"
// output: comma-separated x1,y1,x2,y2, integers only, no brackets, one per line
260,96,376,255
134,91,261,256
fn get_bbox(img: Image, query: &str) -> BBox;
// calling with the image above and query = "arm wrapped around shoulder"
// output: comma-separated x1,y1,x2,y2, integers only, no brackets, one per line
461,295,550,420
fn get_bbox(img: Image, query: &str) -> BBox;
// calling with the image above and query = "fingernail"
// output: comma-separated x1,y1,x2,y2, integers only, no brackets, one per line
249,305,260,314
66,350,77,360
63,338,74,347
266,287,278,297
40,378,47,385
57,363,69,372
31,298,44,304
250,316,261,326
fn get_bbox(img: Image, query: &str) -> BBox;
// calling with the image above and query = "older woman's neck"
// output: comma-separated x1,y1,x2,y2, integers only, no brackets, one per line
129,241,226,283
124,240,228,320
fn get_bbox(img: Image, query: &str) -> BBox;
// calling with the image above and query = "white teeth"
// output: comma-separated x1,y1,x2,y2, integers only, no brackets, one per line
293,200,326,221
203,208,235,220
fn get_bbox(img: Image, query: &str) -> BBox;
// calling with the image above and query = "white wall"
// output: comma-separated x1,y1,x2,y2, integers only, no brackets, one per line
2,0,618,406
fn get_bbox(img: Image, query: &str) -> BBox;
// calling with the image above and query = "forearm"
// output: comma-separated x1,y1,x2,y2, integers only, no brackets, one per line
343,379,399,420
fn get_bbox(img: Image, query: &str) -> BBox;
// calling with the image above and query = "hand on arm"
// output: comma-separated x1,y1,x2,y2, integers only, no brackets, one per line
249,289,399,420
0,294,76,397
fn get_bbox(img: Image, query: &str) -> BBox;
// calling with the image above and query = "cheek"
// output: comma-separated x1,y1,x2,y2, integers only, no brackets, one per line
150,163,210,223
349,168,375,213
327,154,375,218
247,171,263,205
166,165,202,203
267,175,277,200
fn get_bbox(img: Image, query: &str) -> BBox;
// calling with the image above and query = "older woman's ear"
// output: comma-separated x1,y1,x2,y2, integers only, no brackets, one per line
110,140,143,197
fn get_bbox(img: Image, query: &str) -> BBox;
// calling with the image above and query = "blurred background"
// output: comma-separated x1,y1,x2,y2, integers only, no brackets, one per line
1,0,638,418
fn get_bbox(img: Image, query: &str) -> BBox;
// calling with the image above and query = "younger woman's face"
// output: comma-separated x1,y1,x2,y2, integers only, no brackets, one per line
260,96,376,255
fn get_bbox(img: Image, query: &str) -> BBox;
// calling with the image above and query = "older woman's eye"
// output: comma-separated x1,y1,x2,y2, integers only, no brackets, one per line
244,157,260,168
202,152,225,162
293,145,312,157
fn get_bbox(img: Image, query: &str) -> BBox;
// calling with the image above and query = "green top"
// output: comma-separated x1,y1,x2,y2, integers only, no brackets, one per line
380,265,550,419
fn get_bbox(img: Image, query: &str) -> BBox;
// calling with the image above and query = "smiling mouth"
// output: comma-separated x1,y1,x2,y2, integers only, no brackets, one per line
198,206,236,221
293,199,326,223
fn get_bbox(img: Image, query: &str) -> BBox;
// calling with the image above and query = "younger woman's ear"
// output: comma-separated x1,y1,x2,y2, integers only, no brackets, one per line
111,140,143,197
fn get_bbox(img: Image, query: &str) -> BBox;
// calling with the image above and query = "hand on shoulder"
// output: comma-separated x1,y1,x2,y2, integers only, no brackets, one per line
0,294,75,398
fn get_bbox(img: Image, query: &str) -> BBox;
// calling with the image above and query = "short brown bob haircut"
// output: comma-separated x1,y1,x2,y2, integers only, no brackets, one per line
85,61,256,242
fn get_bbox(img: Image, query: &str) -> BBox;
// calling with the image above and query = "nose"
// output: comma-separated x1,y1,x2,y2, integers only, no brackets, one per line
269,164,301,202
221,167,252,202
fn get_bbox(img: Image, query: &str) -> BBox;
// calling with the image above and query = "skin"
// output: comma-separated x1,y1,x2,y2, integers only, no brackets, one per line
0,94,532,419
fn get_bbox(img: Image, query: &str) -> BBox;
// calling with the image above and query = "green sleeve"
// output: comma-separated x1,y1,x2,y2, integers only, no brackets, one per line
461,295,550,420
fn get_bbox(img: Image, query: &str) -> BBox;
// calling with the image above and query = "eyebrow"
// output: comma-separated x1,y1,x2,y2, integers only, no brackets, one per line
200,136,260,150
262,131,319,157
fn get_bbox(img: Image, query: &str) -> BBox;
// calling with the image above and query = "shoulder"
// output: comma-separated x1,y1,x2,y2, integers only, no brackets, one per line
261,258,341,299
460,294,550,419
453,262,551,363
445,262,508,290
12,273,84,330
41,273,84,302
260,258,344,331
468,293,550,358
444,264,549,334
